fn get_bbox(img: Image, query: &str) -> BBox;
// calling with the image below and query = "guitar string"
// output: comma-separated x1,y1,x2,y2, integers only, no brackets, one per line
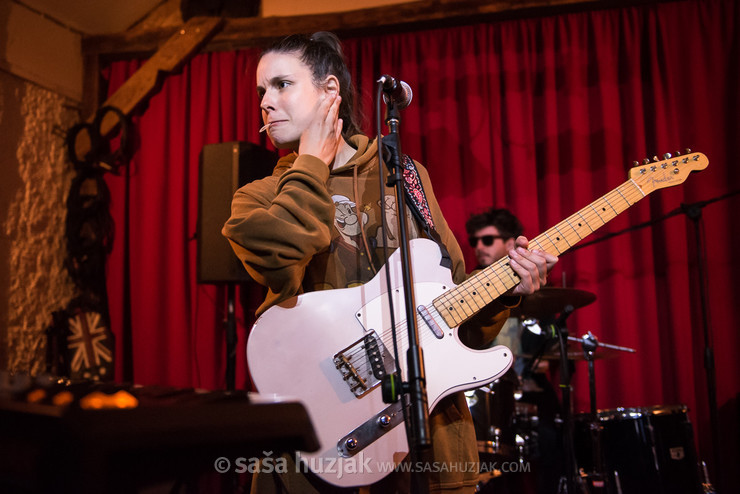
338,161,688,378
438,156,700,331
342,180,648,375
436,181,645,320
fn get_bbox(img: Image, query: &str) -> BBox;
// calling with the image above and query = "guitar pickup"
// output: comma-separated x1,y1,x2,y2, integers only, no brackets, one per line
364,333,387,380
333,331,395,398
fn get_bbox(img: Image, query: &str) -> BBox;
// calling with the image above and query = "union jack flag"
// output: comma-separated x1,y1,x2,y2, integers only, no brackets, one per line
67,309,114,380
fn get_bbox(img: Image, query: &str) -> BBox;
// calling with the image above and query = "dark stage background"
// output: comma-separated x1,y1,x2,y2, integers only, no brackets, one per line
103,0,739,488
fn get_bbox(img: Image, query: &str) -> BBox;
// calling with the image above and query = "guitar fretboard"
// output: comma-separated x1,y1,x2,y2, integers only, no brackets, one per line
433,180,645,327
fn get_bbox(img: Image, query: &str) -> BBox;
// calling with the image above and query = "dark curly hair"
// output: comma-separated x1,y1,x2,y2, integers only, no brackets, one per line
465,208,524,239
262,31,362,139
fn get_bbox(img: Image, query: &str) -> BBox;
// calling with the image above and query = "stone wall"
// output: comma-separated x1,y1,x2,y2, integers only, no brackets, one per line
0,69,77,374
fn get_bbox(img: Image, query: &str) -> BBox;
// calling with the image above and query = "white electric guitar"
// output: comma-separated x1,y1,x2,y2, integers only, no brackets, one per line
247,151,708,487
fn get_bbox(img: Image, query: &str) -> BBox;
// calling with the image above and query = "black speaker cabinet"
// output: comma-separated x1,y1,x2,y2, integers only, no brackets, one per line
197,141,276,284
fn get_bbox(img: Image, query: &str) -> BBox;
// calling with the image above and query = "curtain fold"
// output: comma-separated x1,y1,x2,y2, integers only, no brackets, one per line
104,0,739,483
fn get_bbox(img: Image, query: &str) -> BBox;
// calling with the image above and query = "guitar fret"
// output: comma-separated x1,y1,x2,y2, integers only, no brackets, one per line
575,211,594,233
448,284,476,321
499,261,519,286
542,231,563,254
482,267,508,299
551,224,573,248
472,273,498,303
594,199,616,222
459,284,484,311
562,219,583,243
588,204,607,226
609,186,635,214
531,235,555,255
561,213,589,244
604,196,620,217
615,187,632,207
457,297,475,318
531,239,546,251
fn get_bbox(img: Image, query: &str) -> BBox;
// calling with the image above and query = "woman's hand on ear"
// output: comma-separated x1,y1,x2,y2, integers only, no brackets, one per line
299,88,344,167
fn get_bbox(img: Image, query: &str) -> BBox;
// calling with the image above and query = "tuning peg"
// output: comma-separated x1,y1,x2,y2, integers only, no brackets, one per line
632,161,639,166
676,150,682,156
663,152,672,159
643,158,650,165
685,148,691,154
653,155,660,162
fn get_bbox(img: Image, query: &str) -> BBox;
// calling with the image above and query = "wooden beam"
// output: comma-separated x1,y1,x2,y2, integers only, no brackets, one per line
74,16,224,161
83,0,630,57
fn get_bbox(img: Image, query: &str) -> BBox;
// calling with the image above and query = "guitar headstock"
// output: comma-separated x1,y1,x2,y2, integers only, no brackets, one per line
629,150,708,194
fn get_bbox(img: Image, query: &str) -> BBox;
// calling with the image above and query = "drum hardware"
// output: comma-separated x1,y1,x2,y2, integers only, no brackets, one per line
700,461,717,494
553,331,638,493
573,405,702,494
613,471,622,494
509,288,640,494
517,334,637,363
466,369,519,460
527,309,638,494
545,305,582,494
477,286,652,494
577,332,610,493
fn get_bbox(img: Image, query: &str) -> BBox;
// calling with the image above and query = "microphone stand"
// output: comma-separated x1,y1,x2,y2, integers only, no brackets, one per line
380,95,431,493
681,201,721,481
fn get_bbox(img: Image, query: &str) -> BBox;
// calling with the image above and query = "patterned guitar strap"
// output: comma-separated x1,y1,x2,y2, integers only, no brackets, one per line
401,154,453,270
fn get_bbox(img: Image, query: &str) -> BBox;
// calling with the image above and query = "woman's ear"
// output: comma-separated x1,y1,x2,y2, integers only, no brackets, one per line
324,75,340,95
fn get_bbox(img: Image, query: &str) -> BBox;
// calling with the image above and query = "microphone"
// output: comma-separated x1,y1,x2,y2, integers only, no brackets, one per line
379,75,413,110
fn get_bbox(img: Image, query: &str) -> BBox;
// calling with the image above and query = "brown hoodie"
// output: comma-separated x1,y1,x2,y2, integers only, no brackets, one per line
223,134,469,315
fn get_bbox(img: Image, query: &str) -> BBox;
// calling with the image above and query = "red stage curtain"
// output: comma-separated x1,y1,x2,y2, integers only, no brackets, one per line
104,0,739,483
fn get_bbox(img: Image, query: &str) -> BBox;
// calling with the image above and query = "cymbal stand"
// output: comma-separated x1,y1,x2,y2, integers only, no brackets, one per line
579,332,608,493
550,308,583,494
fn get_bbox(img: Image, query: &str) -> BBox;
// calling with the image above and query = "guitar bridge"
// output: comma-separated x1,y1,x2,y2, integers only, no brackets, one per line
333,331,395,398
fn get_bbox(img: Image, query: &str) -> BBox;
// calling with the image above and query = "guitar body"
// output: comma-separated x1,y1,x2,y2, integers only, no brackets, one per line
247,238,514,487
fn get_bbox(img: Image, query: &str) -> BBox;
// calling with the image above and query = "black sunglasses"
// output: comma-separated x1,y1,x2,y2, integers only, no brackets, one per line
468,235,509,248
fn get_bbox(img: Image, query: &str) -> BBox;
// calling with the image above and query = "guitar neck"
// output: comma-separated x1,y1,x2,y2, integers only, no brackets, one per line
432,150,708,328
435,179,646,327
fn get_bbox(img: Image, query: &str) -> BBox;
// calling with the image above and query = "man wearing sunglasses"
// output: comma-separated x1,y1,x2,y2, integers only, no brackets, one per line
465,208,523,269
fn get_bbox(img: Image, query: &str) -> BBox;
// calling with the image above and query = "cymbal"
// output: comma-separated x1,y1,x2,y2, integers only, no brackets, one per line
511,287,596,319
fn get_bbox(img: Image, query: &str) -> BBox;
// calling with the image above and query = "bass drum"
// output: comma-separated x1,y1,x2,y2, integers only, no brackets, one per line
574,404,702,494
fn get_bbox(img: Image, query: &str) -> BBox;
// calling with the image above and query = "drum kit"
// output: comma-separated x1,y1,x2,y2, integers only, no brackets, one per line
467,288,705,494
